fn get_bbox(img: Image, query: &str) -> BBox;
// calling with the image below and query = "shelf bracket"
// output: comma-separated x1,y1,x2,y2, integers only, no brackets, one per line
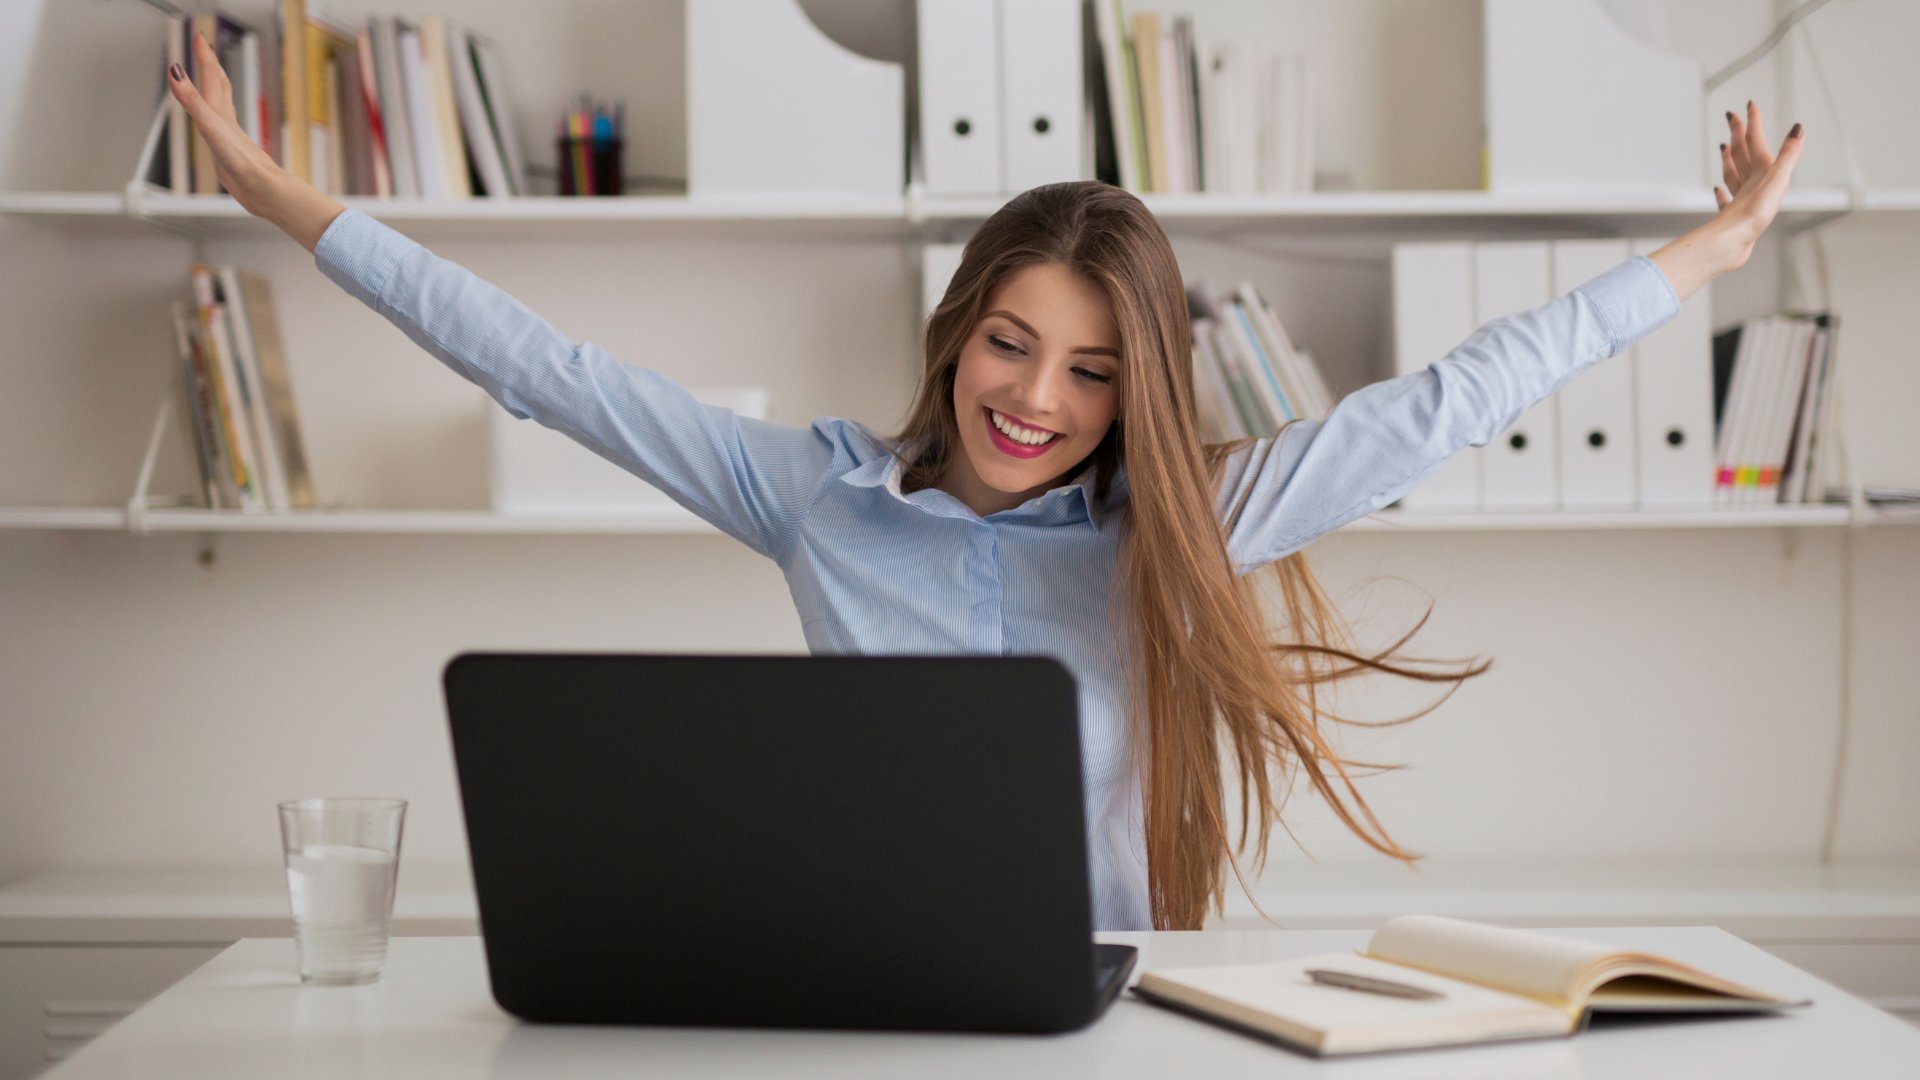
126,378,179,536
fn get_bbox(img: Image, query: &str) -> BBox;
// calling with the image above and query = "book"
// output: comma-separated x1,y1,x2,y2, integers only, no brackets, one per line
217,267,289,509
370,16,417,197
1796,317,1841,503
396,18,444,198
1131,12,1165,193
1130,914,1810,1058
279,0,309,180
303,14,357,194
354,20,393,197
171,301,232,509
190,265,261,509
229,270,316,508
448,17,512,197
186,13,251,194
419,14,473,198
469,29,531,197
165,14,189,191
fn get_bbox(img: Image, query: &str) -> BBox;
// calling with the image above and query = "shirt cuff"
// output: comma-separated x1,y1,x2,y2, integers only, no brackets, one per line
312,207,420,314
1578,253,1683,356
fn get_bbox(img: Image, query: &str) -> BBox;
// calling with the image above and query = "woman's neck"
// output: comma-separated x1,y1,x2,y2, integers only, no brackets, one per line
923,453,1089,518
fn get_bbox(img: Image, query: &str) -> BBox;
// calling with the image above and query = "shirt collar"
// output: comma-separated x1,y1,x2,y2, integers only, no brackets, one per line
838,446,1123,531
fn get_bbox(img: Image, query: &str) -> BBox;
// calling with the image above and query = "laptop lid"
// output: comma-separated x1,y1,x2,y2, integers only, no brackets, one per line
442,652,1105,1032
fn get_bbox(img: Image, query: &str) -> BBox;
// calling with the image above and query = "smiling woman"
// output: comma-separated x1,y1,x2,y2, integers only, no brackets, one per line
889,182,1495,930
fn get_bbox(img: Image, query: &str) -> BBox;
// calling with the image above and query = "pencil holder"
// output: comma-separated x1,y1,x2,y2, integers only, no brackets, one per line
557,135,624,196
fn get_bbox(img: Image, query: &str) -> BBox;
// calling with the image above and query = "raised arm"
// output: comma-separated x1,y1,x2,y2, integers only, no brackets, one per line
168,31,839,562
1213,254,1680,571
1214,105,1807,573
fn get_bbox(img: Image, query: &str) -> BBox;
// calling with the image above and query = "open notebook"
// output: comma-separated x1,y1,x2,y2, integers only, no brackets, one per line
1130,915,1812,1058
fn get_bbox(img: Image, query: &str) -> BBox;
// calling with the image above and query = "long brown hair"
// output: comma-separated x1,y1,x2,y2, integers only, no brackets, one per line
891,181,1490,929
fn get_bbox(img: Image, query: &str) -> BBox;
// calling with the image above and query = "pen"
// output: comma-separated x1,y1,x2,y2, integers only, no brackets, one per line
1304,968,1446,1000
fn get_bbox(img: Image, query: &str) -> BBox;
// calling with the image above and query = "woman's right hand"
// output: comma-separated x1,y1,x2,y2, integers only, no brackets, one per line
167,29,346,254
166,30,285,218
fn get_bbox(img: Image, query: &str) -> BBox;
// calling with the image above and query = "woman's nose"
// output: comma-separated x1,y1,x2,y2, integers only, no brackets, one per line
1011,362,1067,416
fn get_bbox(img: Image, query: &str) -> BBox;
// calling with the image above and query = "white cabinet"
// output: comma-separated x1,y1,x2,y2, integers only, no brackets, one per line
0,866,481,1080
0,945,223,1080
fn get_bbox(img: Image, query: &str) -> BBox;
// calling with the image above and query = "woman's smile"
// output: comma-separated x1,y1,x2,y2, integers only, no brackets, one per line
984,406,1064,458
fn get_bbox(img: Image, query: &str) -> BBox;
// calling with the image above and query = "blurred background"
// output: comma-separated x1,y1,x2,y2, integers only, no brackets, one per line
0,0,1915,1070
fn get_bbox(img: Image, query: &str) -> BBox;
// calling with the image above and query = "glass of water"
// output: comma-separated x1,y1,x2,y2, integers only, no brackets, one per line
277,797,407,986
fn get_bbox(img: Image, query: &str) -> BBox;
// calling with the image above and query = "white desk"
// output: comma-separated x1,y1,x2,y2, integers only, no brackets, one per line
40,928,1920,1079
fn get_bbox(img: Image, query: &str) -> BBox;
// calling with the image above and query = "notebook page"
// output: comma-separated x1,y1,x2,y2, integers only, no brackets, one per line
1136,952,1570,1055
1365,916,1615,1006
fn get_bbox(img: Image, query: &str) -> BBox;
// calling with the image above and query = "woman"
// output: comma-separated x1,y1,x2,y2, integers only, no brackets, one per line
168,35,1804,930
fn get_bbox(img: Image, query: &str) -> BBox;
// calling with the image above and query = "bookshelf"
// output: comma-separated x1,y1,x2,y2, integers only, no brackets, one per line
0,174,1910,534
5,185,1914,242
1,4,1915,1058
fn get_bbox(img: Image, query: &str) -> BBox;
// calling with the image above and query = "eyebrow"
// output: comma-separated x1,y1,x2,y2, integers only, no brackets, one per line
985,310,1121,359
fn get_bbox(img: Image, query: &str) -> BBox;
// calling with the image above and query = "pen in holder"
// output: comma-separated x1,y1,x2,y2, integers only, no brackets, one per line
557,97,625,196
558,134,622,196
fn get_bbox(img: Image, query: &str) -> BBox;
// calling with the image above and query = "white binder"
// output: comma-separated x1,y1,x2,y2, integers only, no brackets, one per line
1629,236,1717,507
922,242,968,324
1390,242,1480,511
999,0,1084,192
1474,242,1558,510
918,0,1002,195
1550,239,1637,510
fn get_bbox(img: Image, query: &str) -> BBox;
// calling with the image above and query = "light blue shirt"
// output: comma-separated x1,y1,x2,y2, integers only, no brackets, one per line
314,208,1681,929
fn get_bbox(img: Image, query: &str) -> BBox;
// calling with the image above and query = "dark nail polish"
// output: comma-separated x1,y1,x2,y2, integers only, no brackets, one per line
169,62,183,81
1719,143,1727,153
1747,99,1754,111
1726,111,1734,124
1790,122,1803,139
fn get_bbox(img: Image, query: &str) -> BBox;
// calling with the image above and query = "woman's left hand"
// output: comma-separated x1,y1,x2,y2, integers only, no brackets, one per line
1712,100,1806,268
1644,102,1805,302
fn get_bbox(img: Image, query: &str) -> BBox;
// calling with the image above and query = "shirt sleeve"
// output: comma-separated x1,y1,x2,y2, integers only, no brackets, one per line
1213,253,1683,574
311,207,837,563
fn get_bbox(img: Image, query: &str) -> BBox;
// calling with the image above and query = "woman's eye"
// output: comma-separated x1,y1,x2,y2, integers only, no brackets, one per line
988,335,1021,355
1075,368,1113,385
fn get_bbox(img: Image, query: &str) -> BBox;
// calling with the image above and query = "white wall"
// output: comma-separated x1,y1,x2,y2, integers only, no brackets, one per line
1,1,1915,894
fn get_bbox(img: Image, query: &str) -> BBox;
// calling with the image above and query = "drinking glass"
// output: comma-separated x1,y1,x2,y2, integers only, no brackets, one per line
277,797,407,986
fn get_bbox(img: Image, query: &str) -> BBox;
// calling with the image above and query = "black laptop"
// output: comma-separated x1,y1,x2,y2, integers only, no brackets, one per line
441,652,1138,1034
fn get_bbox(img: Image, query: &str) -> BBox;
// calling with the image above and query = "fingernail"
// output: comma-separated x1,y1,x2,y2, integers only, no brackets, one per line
169,62,183,81
1719,142,1727,153
1790,122,1803,139
1726,111,1734,125
1747,99,1754,111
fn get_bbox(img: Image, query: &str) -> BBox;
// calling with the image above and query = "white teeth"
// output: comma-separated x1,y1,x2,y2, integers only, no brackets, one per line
990,408,1058,446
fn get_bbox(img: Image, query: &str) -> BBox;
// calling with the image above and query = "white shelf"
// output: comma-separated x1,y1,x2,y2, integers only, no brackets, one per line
919,187,1873,241
0,191,125,215
1355,504,1860,531
3,503,1900,536
129,506,717,535
4,186,1913,242
0,507,127,530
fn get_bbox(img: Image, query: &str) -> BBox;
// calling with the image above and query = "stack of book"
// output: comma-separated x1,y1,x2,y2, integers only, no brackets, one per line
151,2,529,199
1087,2,1316,194
1711,312,1841,505
1186,281,1333,443
168,268,313,512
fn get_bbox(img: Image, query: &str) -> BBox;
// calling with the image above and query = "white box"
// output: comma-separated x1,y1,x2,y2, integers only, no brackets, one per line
488,387,771,515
